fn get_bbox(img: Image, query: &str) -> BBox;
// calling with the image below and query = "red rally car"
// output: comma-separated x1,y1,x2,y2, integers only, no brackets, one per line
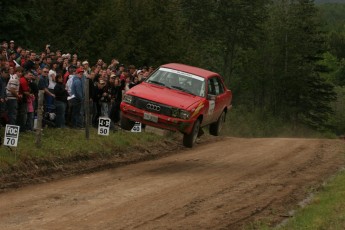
120,63,232,148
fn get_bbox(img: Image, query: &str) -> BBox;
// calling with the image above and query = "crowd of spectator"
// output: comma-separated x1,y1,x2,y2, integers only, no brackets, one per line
0,40,155,132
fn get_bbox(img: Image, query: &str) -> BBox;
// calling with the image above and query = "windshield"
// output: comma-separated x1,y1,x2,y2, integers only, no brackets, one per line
146,67,206,97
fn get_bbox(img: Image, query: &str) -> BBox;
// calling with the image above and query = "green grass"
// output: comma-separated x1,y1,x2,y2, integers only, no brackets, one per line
277,170,345,230
0,127,164,170
223,107,337,138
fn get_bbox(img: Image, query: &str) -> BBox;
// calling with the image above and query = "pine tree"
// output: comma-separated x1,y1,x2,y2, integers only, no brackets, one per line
272,0,336,128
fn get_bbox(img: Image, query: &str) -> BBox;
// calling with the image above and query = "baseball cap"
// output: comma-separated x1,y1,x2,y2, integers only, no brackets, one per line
76,68,84,74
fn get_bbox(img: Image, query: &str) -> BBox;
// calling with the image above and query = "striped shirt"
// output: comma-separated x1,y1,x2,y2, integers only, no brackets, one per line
6,75,19,100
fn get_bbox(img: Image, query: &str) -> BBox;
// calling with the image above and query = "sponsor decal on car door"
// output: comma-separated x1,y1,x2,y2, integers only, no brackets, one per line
208,100,215,115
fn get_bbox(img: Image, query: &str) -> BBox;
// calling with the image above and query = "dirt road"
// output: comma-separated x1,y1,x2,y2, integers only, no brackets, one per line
0,137,344,230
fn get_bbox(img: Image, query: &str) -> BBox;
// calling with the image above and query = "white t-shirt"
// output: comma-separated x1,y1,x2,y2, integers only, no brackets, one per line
66,75,75,96
48,69,56,90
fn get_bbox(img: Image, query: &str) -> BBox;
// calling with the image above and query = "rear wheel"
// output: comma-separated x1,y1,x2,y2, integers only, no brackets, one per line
120,114,135,130
209,111,226,136
183,119,200,148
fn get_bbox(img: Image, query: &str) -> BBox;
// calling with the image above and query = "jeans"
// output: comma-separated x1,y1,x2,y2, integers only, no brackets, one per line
109,101,121,124
6,99,17,125
55,100,66,128
101,102,109,117
92,101,100,127
17,101,28,131
72,98,82,128
45,90,55,112
26,112,34,131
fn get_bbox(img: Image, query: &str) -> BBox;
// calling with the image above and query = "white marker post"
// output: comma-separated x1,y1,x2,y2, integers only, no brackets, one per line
4,124,20,147
131,122,142,133
98,117,111,136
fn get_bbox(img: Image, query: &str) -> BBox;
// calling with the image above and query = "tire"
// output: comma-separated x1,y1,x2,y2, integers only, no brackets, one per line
120,114,135,130
209,111,226,136
183,119,200,148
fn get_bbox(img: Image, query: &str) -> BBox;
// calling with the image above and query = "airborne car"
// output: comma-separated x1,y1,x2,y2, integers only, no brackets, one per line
120,63,232,147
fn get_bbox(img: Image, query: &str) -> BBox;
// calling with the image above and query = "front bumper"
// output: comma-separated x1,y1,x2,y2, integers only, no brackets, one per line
121,103,195,134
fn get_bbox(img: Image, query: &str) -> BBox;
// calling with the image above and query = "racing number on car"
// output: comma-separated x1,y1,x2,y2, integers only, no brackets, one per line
208,100,215,115
98,117,111,136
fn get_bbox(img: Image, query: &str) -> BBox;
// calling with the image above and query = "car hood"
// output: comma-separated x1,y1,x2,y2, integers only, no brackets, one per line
127,83,202,109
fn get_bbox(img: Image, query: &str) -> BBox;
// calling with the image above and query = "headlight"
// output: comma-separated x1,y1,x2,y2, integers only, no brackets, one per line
123,94,133,104
171,108,179,118
171,108,190,120
179,110,190,120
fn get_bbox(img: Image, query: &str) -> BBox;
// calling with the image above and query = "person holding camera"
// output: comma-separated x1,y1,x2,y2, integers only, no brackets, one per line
23,51,36,72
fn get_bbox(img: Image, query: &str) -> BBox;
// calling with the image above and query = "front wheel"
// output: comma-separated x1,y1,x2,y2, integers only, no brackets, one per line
209,111,226,136
183,119,200,148
120,114,135,130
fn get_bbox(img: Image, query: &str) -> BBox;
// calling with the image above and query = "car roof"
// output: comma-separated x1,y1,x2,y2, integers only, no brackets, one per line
161,63,219,79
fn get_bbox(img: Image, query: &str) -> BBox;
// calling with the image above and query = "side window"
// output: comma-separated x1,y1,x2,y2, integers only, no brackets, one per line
208,79,215,95
208,77,224,95
214,77,224,95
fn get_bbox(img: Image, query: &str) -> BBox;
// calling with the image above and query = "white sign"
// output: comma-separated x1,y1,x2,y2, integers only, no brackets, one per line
208,100,215,115
131,122,142,132
98,117,111,136
4,124,20,147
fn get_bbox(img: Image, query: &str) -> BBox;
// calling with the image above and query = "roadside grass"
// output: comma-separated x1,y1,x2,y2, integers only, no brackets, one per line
241,169,345,230
0,127,164,170
223,107,336,138
276,169,345,230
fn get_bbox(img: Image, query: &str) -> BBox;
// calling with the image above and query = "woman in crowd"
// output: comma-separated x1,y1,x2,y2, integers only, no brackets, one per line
54,74,68,128
99,78,111,117
109,76,122,129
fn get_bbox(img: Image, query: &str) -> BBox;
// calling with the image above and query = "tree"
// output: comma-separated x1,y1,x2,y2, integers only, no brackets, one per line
0,0,39,47
269,0,336,128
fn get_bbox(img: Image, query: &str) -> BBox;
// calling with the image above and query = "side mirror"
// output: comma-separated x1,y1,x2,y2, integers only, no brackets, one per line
207,94,216,100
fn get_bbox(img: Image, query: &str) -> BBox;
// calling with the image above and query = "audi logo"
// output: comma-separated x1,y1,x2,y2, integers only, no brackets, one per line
146,103,161,112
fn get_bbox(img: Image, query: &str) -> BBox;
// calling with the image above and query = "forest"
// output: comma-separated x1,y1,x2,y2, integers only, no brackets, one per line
0,0,344,136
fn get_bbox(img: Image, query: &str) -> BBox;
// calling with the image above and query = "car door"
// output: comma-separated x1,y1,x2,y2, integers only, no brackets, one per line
206,76,227,123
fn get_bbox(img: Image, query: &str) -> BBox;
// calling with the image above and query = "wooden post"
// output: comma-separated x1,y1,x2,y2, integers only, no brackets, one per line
84,77,90,139
36,90,44,148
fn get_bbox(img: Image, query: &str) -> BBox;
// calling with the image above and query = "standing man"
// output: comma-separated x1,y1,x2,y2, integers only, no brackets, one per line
38,66,55,113
65,65,76,126
17,71,34,132
8,40,15,54
6,67,22,125
1,41,9,60
23,51,36,72
71,67,84,128
0,68,9,123
82,60,91,77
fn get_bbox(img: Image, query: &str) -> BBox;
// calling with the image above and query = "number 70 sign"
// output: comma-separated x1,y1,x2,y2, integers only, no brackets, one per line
4,124,20,147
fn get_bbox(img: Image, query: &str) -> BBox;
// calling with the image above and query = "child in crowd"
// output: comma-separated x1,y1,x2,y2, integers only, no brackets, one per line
26,87,35,131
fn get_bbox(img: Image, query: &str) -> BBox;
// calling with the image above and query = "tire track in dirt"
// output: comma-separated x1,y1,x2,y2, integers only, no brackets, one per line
0,137,344,230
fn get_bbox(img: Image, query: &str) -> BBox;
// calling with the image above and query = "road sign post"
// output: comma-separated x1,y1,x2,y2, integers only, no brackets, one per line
4,124,20,147
131,122,142,133
98,117,111,136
